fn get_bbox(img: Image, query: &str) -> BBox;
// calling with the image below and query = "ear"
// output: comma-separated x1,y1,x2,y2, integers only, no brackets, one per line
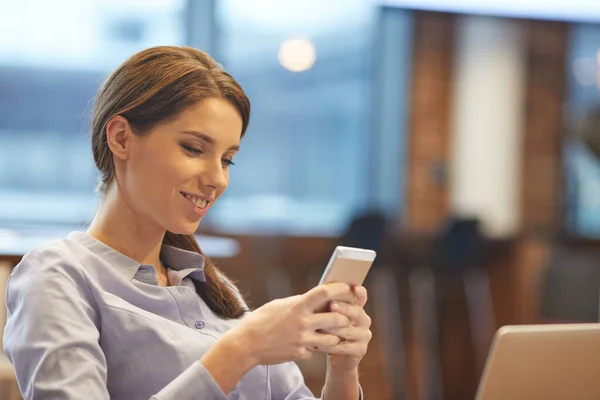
106,116,133,161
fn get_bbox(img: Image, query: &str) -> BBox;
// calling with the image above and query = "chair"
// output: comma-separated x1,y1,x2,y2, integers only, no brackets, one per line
411,217,495,400
0,261,21,399
539,246,600,323
432,218,495,374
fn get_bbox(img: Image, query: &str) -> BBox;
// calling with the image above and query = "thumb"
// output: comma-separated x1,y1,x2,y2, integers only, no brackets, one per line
353,285,368,307
304,282,352,311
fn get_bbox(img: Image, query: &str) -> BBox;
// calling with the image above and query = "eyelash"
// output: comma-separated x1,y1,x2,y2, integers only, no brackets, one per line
181,144,235,167
181,144,202,156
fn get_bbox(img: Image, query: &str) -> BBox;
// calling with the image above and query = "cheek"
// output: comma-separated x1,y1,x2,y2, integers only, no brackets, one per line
128,148,184,202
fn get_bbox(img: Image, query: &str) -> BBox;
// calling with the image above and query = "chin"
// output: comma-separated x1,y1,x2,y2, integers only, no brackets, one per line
166,219,202,236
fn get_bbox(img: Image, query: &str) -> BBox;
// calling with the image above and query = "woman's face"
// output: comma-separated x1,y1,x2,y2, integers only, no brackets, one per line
116,98,243,235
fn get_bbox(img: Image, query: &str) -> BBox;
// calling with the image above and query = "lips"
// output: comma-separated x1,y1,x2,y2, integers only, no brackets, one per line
181,192,210,209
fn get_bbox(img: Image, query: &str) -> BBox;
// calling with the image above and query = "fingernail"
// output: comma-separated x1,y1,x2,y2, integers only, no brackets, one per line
331,302,340,311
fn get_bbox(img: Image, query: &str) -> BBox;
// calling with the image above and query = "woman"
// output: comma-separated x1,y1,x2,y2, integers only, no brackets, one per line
3,46,372,400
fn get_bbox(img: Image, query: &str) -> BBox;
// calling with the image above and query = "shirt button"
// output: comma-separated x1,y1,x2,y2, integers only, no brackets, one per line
195,321,205,329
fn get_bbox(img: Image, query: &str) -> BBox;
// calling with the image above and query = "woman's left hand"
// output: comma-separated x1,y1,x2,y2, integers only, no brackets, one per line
317,285,372,371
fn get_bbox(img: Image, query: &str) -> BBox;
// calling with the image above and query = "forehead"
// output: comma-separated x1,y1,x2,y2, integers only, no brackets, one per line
150,98,243,146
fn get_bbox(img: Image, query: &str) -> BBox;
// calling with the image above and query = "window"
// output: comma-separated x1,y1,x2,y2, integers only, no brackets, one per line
0,0,186,226
208,0,379,235
0,0,406,237
565,23,600,237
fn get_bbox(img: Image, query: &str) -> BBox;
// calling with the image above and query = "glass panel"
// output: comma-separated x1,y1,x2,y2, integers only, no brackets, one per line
211,0,377,235
565,23,600,237
0,0,186,226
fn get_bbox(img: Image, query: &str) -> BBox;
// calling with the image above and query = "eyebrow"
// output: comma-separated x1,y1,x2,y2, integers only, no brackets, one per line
180,130,240,151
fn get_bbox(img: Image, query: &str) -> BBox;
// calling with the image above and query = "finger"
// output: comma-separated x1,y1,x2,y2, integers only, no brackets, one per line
303,282,352,311
304,331,343,349
320,326,372,343
317,341,368,357
330,302,371,327
352,286,368,308
307,312,350,331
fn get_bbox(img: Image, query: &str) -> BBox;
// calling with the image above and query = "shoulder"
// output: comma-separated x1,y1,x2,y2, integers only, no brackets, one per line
8,236,95,301
14,237,89,278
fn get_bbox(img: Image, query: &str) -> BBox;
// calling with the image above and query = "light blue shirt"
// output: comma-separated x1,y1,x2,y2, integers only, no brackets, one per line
3,231,358,400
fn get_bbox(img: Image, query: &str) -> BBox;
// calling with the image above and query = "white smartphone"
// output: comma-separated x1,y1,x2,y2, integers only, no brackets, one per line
318,246,377,287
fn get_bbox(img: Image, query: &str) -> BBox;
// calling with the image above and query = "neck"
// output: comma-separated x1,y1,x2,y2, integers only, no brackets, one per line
87,182,165,270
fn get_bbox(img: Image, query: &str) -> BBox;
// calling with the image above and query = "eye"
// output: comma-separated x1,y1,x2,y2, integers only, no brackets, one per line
181,144,202,156
222,158,235,167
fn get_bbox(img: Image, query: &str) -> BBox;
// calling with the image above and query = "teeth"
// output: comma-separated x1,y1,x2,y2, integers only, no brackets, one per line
183,193,208,209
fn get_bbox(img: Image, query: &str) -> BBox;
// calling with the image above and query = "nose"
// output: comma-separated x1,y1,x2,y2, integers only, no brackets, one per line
201,158,228,191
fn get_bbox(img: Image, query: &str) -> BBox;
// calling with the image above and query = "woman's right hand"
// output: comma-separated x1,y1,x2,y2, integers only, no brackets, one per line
228,282,354,366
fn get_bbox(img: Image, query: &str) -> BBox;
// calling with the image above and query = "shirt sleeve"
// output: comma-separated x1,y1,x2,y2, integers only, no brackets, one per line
321,385,365,400
3,248,229,400
268,361,364,400
268,361,318,400
149,361,227,400
4,249,110,400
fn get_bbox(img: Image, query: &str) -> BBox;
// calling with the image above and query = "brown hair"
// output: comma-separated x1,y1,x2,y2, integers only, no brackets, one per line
91,46,250,319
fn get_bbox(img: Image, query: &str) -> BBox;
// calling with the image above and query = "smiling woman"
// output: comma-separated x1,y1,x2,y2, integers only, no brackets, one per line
101,100,242,230
89,46,250,317
3,46,371,400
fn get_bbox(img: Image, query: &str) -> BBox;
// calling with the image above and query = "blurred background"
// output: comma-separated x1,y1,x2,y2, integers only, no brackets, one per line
3,0,600,398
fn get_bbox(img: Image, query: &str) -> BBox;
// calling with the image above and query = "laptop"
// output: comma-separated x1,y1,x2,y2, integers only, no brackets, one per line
476,324,600,400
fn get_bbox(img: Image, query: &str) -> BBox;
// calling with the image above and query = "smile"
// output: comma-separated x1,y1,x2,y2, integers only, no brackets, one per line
181,192,210,209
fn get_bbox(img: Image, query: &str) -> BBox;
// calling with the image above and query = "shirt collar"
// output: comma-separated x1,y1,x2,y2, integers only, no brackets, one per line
161,244,206,284
68,231,206,284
